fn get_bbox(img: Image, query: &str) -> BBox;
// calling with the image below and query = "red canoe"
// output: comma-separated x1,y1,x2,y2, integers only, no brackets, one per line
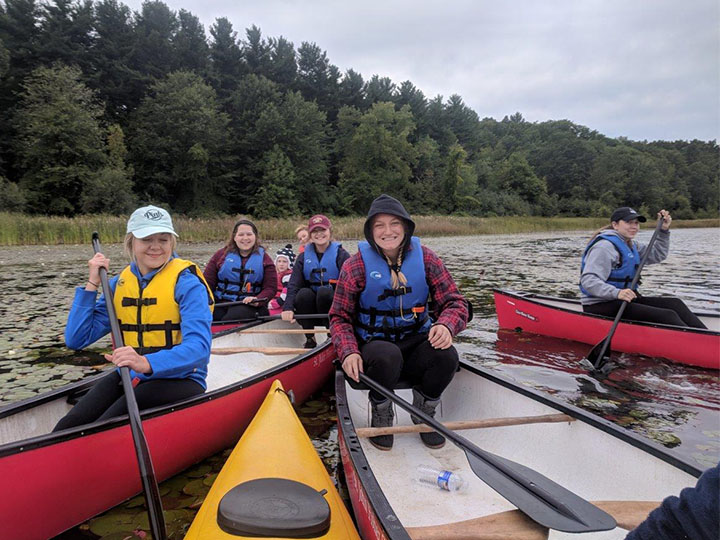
0,320,334,540
494,289,720,369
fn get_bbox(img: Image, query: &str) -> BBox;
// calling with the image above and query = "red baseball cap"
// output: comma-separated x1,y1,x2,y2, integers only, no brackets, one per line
308,214,331,233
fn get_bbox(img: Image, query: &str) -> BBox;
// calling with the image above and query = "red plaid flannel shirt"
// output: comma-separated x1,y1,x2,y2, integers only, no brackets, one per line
329,245,469,361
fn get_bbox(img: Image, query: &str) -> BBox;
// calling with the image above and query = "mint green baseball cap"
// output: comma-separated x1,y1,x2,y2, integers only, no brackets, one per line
126,205,178,238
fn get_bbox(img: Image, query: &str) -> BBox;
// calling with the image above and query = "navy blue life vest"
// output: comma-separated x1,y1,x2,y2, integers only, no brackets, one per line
580,233,640,296
302,242,341,292
356,237,432,342
215,248,265,301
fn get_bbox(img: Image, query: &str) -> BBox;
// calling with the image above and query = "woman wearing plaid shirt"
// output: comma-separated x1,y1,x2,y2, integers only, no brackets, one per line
329,194,469,451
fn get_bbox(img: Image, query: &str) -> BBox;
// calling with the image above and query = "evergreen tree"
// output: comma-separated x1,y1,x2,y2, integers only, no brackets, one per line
13,64,109,214
208,17,244,103
364,74,395,104
267,36,296,89
37,0,95,73
129,1,178,82
173,9,209,75
80,124,136,213
250,145,300,218
338,69,365,110
128,71,230,214
90,0,140,120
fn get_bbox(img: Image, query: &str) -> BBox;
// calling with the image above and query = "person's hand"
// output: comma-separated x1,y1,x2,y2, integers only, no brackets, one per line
341,353,363,382
281,310,295,323
428,324,453,349
658,209,672,230
242,296,257,304
617,288,637,302
87,252,109,289
104,346,152,373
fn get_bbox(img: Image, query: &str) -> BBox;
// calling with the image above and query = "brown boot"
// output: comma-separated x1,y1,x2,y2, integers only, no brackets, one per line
411,388,445,449
369,397,394,451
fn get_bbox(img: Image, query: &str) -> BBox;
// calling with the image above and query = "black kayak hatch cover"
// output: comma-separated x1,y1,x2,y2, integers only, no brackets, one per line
217,477,331,537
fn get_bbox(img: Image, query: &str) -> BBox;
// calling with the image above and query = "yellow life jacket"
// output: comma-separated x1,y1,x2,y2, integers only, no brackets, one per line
113,258,214,354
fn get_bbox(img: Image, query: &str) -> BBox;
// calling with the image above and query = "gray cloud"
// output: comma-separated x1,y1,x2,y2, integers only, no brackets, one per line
123,0,719,141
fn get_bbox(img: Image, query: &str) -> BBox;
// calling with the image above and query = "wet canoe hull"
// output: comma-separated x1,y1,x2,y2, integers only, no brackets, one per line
494,289,720,369
0,321,334,540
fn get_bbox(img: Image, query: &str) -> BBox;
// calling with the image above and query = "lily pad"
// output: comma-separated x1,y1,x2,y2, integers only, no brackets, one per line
88,512,138,536
185,464,211,478
182,478,209,497
202,473,218,487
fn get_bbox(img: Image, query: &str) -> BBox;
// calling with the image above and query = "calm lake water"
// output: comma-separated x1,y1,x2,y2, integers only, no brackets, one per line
1,228,719,538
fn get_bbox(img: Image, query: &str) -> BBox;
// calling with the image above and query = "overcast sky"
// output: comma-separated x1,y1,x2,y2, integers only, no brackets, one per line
123,0,719,142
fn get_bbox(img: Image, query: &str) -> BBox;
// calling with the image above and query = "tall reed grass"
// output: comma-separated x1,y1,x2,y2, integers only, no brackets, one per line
0,212,717,246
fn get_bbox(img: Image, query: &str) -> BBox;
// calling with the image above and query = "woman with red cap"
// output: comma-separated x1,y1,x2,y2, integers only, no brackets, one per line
330,195,469,452
282,215,351,348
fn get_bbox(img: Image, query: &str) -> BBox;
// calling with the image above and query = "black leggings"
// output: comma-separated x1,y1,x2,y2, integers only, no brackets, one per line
53,371,204,432
361,333,459,401
584,296,707,329
294,286,333,332
213,303,268,322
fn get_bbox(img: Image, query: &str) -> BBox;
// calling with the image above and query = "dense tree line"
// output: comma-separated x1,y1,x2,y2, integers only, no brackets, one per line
0,0,717,218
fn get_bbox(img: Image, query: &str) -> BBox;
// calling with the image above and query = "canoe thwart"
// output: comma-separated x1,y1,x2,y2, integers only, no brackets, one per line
211,346,309,356
237,328,328,334
406,501,659,540
355,413,575,438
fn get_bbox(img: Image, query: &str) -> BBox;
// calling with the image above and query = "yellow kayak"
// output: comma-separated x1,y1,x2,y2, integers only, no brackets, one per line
185,380,360,540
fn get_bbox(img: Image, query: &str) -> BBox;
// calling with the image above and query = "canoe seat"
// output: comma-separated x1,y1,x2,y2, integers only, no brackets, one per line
217,477,331,538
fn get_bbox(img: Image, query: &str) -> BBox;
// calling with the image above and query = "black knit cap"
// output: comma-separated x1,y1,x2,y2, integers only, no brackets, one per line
363,194,415,252
276,244,296,267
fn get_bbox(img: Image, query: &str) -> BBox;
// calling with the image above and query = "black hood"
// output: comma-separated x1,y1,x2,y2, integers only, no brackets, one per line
363,194,415,251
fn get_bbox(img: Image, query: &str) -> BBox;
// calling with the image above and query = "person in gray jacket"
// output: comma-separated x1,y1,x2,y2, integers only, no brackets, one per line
579,207,706,328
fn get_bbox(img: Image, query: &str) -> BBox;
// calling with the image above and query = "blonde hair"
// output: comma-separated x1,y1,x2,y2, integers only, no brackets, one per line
294,224,308,235
124,233,177,264
385,253,408,290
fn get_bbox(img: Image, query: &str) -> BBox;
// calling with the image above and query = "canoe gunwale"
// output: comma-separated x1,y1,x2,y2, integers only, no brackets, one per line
336,360,703,538
495,289,720,337
335,369,412,540
0,318,330,459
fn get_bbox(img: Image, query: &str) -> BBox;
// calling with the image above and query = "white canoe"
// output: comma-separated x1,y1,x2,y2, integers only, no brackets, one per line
336,361,701,540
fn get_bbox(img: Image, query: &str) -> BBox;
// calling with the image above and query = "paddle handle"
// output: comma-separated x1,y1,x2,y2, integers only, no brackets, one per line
92,233,167,540
592,216,664,368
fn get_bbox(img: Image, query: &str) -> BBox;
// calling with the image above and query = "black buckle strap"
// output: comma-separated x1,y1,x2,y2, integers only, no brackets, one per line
377,286,412,301
122,297,157,307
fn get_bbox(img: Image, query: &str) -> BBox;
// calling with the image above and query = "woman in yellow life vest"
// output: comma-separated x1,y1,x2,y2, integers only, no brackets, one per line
54,206,214,431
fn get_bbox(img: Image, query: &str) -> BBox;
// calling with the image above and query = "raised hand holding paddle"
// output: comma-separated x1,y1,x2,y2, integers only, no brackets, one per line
356,371,616,533
582,215,665,372
92,232,167,540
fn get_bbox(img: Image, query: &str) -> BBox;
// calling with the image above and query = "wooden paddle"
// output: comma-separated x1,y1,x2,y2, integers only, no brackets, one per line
355,413,574,437
582,216,665,372
406,501,658,540
238,328,328,334
211,346,309,355
92,233,167,540
357,372,616,533
211,313,329,326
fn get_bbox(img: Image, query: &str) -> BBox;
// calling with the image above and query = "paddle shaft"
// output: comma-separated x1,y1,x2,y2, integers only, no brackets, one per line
92,233,167,540
211,313,329,326
589,217,665,369
357,372,615,532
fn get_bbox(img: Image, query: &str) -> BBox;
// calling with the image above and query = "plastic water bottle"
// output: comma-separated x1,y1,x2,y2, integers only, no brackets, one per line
416,465,467,492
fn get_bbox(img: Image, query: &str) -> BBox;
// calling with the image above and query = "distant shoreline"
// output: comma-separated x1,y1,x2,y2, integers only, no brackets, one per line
0,212,717,246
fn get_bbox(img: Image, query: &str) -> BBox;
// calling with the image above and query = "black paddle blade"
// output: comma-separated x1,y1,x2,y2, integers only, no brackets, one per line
463,447,616,533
